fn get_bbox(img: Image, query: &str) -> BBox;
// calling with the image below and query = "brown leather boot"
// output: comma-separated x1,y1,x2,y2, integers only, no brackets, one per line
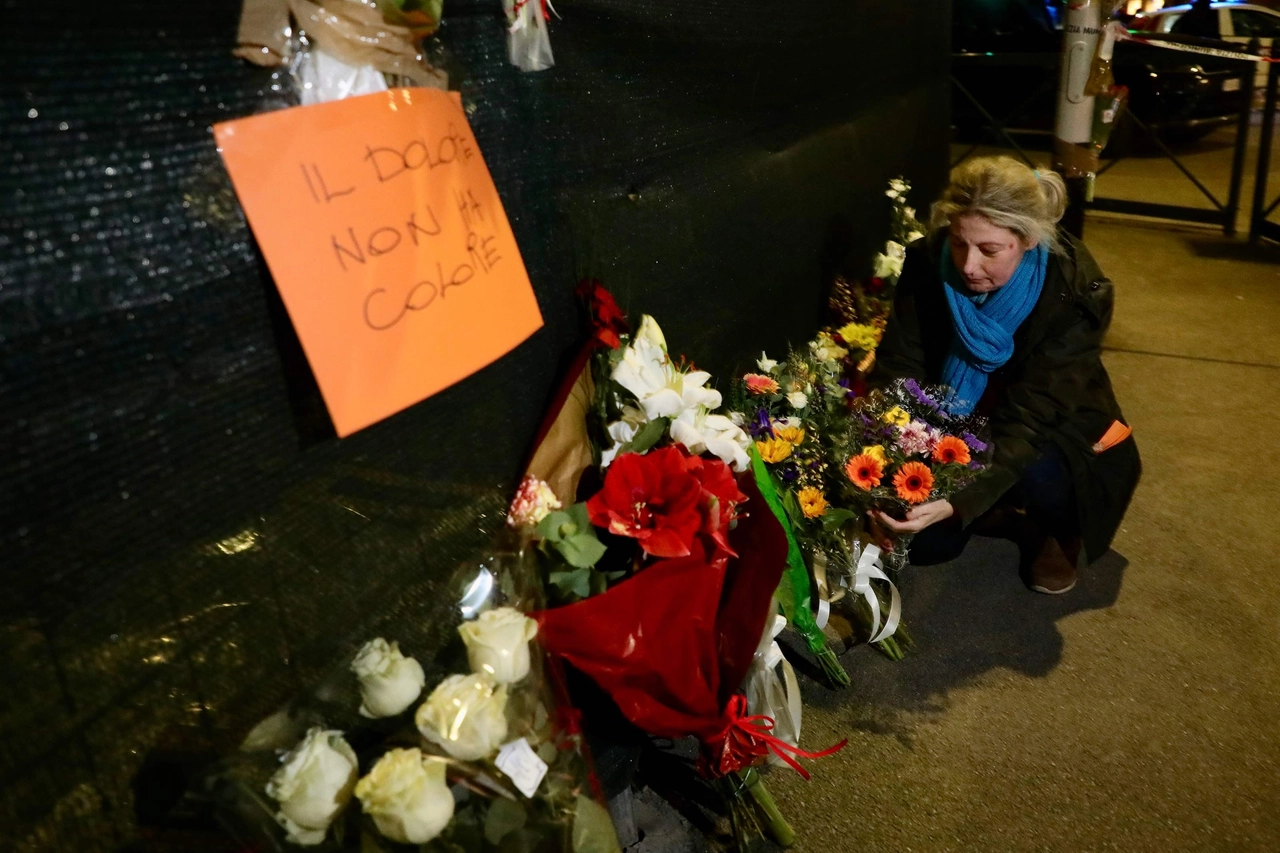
1028,534,1082,595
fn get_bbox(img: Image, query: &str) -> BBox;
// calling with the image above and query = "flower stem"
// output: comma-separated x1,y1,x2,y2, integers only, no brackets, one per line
740,768,795,848
814,643,850,688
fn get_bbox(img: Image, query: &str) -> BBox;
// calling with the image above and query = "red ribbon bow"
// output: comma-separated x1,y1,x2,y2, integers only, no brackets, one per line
700,695,847,780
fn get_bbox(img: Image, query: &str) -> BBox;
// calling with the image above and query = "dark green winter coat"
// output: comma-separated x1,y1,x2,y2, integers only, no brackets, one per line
872,233,1141,563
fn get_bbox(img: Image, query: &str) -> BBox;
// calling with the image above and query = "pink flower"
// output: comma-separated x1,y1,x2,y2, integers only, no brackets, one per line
508,476,561,528
896,420,935,457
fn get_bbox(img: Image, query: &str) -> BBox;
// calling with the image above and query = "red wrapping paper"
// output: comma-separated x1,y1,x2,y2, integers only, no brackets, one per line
536,472,789,760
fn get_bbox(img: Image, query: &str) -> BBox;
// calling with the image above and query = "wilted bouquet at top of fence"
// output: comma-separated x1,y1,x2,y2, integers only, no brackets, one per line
838,379,993,568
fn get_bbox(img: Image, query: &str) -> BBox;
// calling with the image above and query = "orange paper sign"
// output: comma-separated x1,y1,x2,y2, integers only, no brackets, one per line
214,88,543,437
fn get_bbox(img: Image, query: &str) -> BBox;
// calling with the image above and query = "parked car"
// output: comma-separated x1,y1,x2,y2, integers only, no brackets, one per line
952,0,1251,151
1131,1,1277,87
1131,1,1280,38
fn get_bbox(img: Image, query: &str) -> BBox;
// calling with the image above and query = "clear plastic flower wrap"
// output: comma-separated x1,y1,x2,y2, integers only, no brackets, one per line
202,547,619,852
233,0,447,105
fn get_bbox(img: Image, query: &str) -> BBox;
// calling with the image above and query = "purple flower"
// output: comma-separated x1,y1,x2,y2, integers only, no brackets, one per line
962,431,988,453
747,408,774,438
780,463,800,483
904,378,947,417
969,460,984,470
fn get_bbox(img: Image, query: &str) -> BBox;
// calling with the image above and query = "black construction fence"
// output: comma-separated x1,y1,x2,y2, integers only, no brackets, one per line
0,2,951,851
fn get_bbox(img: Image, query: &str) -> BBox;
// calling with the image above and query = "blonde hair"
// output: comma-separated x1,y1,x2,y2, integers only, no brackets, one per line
929,157,1068,254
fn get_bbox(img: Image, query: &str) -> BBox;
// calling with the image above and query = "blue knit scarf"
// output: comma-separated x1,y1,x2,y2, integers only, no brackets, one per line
938,238,1049,415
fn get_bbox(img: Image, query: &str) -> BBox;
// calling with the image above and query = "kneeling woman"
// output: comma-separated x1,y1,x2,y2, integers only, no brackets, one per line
871,157,1140,593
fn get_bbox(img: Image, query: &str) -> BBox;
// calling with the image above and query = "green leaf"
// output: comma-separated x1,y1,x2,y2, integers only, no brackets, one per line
781,490,805,529
618,416,669,456
572,795,622,853
566,501,593,533
821,508,858,531
550,568,592,599
484,799,528,846
557,532,607,568
536,510,573,543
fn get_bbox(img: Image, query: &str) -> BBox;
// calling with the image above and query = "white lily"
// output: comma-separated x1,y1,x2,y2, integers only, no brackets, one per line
670,408,751,472
600,406,647,467
757,352,778,373
612,315,721,421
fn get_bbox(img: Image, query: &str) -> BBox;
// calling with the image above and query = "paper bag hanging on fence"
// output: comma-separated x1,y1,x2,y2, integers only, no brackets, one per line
214,88,543,437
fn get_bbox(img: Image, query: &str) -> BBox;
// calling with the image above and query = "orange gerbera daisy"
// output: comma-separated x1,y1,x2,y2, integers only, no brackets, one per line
845,453,885,491
893,461,934,504
931,436,972,466
744,373,780,395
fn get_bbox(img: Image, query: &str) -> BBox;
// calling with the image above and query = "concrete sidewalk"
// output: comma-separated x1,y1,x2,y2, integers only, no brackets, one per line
768,216,1280,852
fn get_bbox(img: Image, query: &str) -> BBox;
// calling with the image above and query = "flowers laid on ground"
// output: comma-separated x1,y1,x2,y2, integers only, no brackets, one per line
248,589,615,850
838,379,993,567
503,290,851,851
825,176,927,377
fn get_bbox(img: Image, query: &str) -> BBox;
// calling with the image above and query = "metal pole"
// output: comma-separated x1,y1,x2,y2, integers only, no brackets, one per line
1251,45,1280,243
1052,0,1104,238
1224,42,1259,236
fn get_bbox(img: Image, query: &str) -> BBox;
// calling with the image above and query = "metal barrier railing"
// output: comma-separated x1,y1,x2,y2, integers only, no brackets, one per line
1250,46,1280,244
952,44,1257,238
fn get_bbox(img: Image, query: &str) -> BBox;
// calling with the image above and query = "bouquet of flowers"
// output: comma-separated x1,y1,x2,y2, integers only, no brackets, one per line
838,379,992,569
509,284,846,849
728,340,908,674
206,553,619,853
824,176,927,375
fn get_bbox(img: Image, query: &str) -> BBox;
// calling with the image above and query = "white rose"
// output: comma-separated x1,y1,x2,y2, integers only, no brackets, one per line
415,674,508,761
756,352,778,373
355,748,455,845
265,728,358,846
787,391,808,409
351,638,426,719
903,206,916,221
458,607,538,684
906,230,925,244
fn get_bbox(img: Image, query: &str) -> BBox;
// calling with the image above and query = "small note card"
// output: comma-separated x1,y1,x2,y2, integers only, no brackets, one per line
494,738,549,798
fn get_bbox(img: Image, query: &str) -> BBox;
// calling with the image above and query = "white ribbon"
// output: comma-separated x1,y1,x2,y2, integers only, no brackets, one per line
814,541,902,644
743,613,802,762
849,543,901,644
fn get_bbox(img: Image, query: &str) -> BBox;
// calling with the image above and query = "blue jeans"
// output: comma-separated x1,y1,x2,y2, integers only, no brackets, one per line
908,442,1078,566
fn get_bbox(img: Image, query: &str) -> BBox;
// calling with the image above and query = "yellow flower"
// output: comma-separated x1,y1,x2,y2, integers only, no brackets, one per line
881,406,909,427
798,487,828,518
861,445,888,466
755,438,794,464
836,322,881,352
773,425,806,446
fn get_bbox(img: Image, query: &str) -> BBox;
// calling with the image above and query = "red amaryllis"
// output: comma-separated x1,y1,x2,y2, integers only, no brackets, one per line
681,451,747,557
586,447,703,558
575,278,629,349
